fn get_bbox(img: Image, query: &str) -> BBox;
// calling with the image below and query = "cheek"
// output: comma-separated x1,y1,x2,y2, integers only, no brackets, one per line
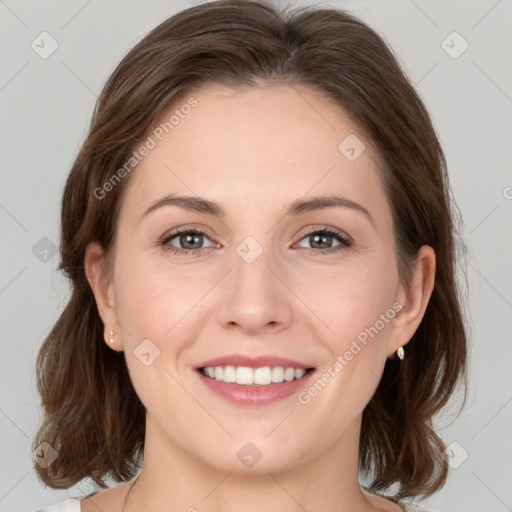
317,256,399,363
112,250,209,341
110,257,204,416
321,255,397,317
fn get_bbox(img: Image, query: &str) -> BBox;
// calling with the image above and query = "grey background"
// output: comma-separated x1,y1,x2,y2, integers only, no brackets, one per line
1,1,511,511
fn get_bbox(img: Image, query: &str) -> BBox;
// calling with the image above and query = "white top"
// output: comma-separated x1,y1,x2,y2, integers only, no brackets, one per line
35,498,81,512
34,496,431,512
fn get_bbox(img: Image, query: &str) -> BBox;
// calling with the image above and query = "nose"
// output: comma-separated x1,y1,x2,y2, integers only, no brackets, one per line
216,239,293,335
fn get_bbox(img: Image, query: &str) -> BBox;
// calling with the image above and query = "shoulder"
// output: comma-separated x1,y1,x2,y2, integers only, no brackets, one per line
360,485,432,512
33,498,82,512
397,500,433,512
34,481,131,512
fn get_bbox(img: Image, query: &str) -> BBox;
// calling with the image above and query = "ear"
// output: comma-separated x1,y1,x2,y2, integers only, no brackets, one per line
387,245,436,358
84,241,123,352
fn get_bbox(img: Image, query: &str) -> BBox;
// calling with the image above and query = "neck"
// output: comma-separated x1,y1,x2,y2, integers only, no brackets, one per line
124,414,381,512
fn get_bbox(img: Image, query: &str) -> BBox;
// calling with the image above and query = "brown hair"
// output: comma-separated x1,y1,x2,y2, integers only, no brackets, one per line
33,0,468,500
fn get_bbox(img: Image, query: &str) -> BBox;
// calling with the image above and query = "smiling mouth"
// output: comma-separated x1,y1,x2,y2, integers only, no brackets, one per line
198,365,315,386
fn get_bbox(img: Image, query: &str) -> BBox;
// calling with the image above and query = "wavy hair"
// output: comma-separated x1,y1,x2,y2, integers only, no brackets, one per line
33,0,468,500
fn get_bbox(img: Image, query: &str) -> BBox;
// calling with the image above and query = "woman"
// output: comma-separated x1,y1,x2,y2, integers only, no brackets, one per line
33,1,468,511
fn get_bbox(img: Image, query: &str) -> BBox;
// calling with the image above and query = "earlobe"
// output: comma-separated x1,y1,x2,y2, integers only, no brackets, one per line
388,246,436,357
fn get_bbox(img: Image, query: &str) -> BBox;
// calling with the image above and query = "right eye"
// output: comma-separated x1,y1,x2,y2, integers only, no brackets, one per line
160,228,217,256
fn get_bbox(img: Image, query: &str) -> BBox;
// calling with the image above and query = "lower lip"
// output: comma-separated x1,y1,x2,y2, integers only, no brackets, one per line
196,370,315,406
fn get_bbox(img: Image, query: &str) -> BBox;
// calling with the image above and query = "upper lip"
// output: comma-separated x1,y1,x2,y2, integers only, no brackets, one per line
194,354,314,370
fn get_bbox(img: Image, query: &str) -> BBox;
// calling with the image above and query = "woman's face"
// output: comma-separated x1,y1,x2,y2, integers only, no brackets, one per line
90,84,422,474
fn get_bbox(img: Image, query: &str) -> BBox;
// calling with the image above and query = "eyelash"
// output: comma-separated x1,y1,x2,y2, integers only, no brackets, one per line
159,225,353,256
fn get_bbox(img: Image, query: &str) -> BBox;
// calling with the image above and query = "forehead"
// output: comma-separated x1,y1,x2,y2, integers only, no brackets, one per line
120,84,386,220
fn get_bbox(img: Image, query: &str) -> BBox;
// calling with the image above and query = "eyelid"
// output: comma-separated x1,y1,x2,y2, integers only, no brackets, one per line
160,224,215,240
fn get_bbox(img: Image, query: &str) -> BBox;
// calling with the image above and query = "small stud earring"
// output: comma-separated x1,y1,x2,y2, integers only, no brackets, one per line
397,346,404,361
109,330,114,344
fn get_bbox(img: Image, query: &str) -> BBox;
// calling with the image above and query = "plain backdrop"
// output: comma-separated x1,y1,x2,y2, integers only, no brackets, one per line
1,1,511,511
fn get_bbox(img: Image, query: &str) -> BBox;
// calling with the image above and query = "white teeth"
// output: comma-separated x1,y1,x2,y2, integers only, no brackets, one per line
236,366,253,385
271,367,284,383
295,368,306,379
223,365,236,382
201,366,309,385
284,367,295,381
254,367,272,385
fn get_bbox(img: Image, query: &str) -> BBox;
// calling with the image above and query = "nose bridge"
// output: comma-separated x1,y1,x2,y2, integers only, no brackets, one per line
232,233,276,304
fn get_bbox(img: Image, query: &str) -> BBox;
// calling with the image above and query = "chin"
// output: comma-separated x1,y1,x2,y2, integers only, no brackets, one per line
197,435,307,475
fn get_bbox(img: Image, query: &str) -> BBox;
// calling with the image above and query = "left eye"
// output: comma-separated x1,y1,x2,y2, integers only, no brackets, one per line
295,229,352,252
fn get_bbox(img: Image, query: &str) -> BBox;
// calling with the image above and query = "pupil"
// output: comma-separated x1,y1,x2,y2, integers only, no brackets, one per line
181,233,202,249
312,233,331,249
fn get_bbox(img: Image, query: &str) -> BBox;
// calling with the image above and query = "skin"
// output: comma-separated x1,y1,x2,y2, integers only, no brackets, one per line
84,83,435,512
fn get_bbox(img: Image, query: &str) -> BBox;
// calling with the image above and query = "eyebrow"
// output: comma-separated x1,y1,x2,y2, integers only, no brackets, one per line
141,193,374,226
